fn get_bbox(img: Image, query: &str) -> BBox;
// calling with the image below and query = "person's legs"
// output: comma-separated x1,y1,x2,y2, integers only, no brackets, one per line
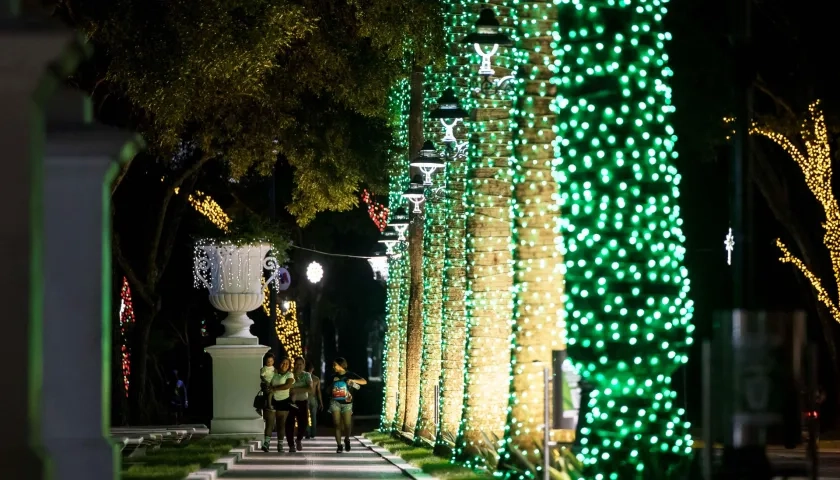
284,404,296,450
331,405,342,447
262,408,275,452
341,409,353,451
295,401,309,443
274,410,288,452
308,400,318,438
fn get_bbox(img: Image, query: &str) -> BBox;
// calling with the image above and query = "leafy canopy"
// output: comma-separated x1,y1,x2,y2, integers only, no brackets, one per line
62,0,443,224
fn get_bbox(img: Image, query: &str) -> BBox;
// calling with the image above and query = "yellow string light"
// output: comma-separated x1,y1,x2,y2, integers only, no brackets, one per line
262,284,303,357
753,101,840,316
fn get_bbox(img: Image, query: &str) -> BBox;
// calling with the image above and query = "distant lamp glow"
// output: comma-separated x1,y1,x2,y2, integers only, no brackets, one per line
430,88,469,143
410,141,444,185
388,208,410,241
306,261,324,283
402,175,426,213
367,253,389,282
461,8,512,77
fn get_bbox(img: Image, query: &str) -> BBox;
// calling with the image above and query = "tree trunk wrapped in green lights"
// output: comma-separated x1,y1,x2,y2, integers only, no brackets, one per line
501,0,565,464
381,81,411,431
551,1,694,476
435,0,475,452
455,3,515,464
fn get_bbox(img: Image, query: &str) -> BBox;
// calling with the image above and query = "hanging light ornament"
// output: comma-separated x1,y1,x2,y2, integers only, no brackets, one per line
410,140,444,186
429,88,469,144
306,261,324,283
388,208,410,241
402,174,426,214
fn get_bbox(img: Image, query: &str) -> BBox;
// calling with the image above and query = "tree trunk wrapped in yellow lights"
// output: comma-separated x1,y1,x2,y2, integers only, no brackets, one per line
455,4,515,461
501,0,564,462
752,100,840,321
381,254,405,429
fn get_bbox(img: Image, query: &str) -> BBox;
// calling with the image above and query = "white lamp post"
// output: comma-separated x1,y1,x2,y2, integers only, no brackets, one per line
461,8,514,92
388,209,410,241
402,175,426,214
410,140,444,186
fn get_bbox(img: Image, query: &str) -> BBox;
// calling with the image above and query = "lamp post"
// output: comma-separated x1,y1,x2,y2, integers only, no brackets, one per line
410,140,445,186
388,208,410,241
429,88,469,143
461,8,513,92
402,175,426,214
378,228,400,256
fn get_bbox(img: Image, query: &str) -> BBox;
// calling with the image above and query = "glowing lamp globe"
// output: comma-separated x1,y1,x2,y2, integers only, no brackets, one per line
461,8,512,76
409,141,444,186
429,88,469,143
306,261,324,284
402,175,426,214
388,208,410,241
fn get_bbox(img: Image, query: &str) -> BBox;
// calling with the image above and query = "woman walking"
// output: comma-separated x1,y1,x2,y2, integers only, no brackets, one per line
285,356,313,451
262,356,295,452
306,362,323,439
328,357,367,453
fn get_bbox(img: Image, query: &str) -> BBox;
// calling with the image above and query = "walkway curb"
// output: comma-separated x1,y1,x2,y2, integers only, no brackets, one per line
185,439,261,480
356,436,437,480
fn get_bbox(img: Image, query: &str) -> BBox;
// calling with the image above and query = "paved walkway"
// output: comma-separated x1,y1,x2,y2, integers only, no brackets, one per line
221,436,407,479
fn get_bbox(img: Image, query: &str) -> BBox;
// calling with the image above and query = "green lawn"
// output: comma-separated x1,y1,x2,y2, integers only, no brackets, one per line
121,436,254,480
364,432,493,480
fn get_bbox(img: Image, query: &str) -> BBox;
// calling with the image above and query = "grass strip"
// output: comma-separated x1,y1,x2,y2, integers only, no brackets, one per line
364,432,493,480
122,436,253,480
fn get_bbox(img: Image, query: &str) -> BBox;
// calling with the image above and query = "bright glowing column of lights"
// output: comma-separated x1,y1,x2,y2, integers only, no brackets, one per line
500,0,566,467
435,0,474,449
551,0,694,476
454,1,515,467
381,80,412,431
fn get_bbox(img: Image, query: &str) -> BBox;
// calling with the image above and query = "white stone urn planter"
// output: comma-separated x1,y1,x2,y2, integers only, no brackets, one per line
193,242,280,345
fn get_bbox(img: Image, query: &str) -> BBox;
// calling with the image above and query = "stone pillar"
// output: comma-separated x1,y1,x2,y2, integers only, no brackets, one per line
205,344,270,434
42,88,142,480
0,3,82,477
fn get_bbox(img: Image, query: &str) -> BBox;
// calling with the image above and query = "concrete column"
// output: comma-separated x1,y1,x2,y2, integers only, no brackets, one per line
205,344,270,434
42,88,142,480
0,4,81,477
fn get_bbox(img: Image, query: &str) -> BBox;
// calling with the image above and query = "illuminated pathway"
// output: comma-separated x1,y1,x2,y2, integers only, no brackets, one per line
220,436,407,479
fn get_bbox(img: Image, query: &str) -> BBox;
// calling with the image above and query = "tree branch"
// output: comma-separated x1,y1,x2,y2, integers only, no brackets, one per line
113,228,155,307
777,238,840,322
156,174,199,278
754,76,797,119
146,152,214,285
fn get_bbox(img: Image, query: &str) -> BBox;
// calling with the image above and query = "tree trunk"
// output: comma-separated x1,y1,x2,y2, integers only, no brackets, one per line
128,307,156,424
401,66,426,434
381,255,404,429
435,0,472,453
307,288,323,377
455,5,515,460
503,1,563,461
396,259,410,427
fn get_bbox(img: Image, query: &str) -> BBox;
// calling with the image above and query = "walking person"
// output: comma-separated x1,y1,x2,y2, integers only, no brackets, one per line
306,362,323,439
168,370,188,425
258,353,275,451
285,356,313,451
328,357,367,453
263,356,295,452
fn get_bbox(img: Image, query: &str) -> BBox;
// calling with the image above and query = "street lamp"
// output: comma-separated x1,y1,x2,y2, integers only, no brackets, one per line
461,8,512,78
410,140,444,186
402,175,426,214
429,88,469,143
378,228,400,256
388,208,409,241
367,251,389,282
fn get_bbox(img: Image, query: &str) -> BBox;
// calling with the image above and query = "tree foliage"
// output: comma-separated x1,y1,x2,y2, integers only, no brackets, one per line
60,0,443,224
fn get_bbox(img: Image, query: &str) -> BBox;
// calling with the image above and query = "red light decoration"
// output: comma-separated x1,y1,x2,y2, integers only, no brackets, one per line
119,277,136,398
362,189,389,232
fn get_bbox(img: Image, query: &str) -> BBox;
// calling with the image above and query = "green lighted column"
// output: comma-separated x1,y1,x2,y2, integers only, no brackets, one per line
551,0,694,477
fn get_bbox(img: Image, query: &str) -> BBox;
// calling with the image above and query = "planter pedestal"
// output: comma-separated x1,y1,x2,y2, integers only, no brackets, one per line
206,343,270,434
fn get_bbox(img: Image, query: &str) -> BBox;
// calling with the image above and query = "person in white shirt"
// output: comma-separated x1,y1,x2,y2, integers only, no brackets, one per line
261,356,294,452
